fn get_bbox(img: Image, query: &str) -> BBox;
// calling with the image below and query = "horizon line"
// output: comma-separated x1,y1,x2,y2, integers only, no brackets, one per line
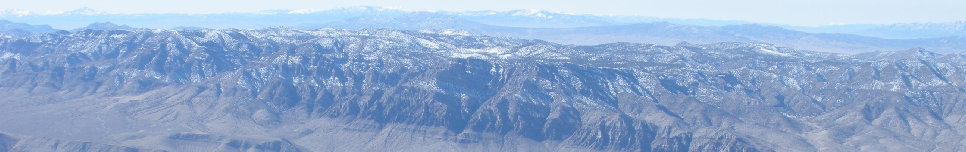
1,6,964,27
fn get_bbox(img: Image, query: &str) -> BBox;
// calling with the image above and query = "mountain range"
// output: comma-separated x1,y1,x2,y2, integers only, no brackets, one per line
1,6,966,151
1,28,966,151
3,6,965,39
2,11,965,54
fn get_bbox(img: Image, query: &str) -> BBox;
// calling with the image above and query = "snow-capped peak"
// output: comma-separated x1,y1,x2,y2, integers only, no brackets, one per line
287,9,318,14
64,7,104,15
0,7,106,16
510,9,553,18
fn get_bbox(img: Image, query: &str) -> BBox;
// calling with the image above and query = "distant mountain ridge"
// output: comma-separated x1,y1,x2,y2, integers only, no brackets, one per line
788,21,966,39
0,6,748,29
2,6,964,39
314,14,966,54
75,22,134,31
2,16,964,54
0,20,56,37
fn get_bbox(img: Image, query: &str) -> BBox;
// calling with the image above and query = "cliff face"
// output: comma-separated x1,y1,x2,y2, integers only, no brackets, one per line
0,29,965,151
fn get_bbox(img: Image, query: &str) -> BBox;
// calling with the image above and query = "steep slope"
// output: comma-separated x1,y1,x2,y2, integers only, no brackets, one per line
1,29,966,151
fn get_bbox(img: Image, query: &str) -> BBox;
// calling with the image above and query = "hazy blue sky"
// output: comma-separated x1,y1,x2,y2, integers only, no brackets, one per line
2,0,964,26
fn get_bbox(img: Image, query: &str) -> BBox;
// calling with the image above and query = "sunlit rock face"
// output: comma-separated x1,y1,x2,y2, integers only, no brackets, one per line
0,28,965,151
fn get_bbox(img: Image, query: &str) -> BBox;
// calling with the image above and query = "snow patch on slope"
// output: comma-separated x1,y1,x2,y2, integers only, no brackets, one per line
754,44,790,56
0,52,21,60
450,47,513,59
